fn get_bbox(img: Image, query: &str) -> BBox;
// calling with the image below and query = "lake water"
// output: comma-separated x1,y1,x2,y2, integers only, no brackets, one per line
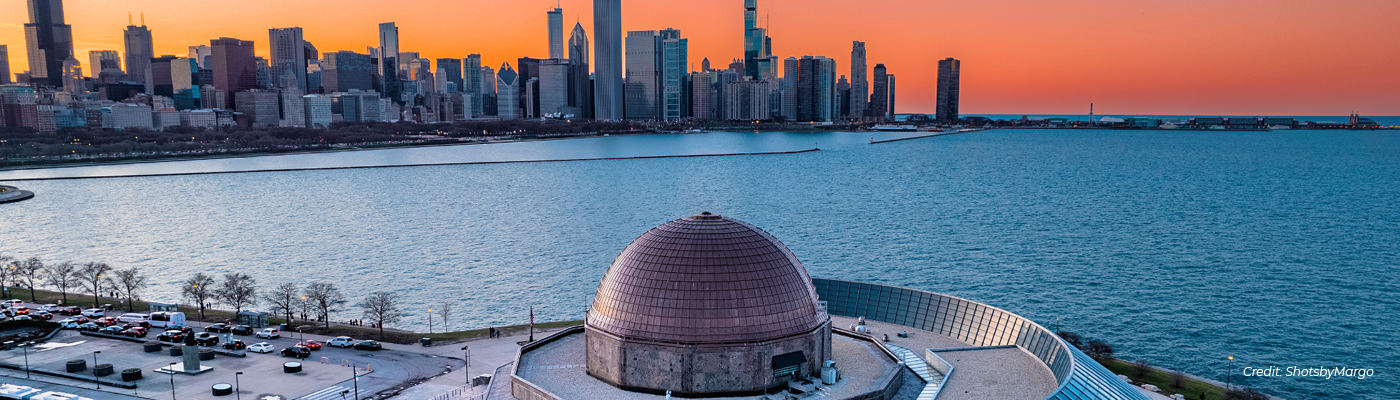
2,129,1396,399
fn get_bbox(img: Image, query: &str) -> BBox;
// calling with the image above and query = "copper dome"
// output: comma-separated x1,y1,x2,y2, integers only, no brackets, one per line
587,212,827,344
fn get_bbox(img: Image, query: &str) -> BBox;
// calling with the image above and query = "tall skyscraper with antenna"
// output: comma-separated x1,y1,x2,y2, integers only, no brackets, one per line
548,7,564,60
24,0,74,87
593,0,623,120
742,0,772,80
124,13,154,92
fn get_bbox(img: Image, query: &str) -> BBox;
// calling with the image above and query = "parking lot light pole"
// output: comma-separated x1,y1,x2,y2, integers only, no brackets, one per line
235,371,243,400
461,345,470,389
93,350,101,389
352,362,359,399
169,362,178,400
21,343,30,379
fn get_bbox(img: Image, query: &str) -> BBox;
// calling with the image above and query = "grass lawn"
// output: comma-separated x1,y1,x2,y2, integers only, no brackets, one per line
1099,357,1228,400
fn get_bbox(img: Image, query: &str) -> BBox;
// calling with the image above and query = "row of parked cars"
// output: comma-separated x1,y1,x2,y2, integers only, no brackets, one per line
2,299,106,322
246,335,384,359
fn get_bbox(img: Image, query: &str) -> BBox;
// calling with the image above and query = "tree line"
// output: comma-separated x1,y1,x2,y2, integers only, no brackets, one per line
1,253,452,338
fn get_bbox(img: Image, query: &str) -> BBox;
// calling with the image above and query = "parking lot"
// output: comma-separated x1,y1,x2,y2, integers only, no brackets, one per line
0,328,463,399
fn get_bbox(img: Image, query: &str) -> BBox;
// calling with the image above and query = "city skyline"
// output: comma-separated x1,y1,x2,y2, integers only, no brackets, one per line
1,0,1398,115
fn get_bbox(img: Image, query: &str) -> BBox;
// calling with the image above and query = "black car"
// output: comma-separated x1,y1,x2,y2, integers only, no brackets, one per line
230,325,254,335
76,323,101,332
98,326,124,335
193,332,220,346
222,339,247,350
280,345,311,359
353,340,382,351
155,330,186,343
122,327,149,337
206,323,232,333
32,311,53,320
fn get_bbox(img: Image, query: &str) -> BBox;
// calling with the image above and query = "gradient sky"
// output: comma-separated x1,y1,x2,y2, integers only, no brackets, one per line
2,0,1398,115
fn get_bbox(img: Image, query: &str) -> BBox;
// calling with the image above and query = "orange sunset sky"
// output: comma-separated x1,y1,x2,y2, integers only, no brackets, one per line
2,0,1398,115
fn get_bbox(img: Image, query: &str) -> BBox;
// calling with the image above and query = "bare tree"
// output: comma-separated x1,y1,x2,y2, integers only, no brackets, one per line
214,273,258,315
304,282,346,328
181,273,217,320
110,268,148,312
15,257,44,301
262,282,300,322
437,303,453,333
0,255,13,297
75,262,113,308
42,261,79,304
359,291,403,338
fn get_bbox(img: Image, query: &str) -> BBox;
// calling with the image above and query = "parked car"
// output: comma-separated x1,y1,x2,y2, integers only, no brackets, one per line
68,316,90,324
76,323,101,332
117,313,151,325
11,307,30,315
255,328,280,339
58,319,82,329
32,311,53,320
55,306,82,316
98,326,124,335
155,330,187,343
205,323,232,333
222,339,248,350
248,342,275,353
280,345,311,359
353,340,383,351
11,315,32,321
93,317,119,327
327,336,356,348
192,332,220,346
1,300,24,308
231,325,255,335
300,340,323,350
122,327,149,337
147,311,186,328
81,308,105,318
38,304,60,312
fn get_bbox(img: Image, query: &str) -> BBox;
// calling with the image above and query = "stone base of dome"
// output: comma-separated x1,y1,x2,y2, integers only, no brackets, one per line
584,321,833,397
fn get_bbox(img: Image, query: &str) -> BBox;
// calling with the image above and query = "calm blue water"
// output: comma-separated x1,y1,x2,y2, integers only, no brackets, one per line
2,129,1396,399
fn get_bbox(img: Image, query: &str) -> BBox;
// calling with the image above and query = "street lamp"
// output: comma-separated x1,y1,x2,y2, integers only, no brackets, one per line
461,345,470,390
93,350,101,389
20,342,30,379
1227,356,1234,390
169,362,178,400
352,362,359,399
428,308,433,334
235,371,244,400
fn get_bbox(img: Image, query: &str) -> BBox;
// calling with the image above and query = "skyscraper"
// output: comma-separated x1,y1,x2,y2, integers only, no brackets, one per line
548,7,565,60
269,27,308,93
568,23,591,119
436,58,462,92
188,45,211,69
60,56,82,94
690,71,712,120
593,0,623,120
936,58,960,122
539,59,571,116
378,22,401,103
211,37,257,108
23,0,74,87
124,17,154,91
88,50,120,77
464,54,482,117
0,45,10,84
322,51,372,93
624,30,659,120
495,63,519,119
887,74,896,118
781,57,798,120
870,63,888,121
849,41,867,119
659,28,687,122
742,0,771,80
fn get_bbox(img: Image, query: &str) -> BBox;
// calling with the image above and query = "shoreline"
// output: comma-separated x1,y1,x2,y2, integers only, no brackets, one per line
0,148,820,182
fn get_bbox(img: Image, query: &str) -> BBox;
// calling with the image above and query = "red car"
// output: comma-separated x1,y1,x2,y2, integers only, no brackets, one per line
11,307,29,315
122,327,149,337
94,317,119,327
299,340,323,350
70,315,90,324
56,306,82,315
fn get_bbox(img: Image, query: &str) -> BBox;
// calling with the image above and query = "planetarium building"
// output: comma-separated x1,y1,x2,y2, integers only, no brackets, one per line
502,213,1150,400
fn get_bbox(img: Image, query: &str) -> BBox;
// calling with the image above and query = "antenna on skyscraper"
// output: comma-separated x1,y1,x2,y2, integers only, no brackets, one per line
129,13,133,25
141,12,145,26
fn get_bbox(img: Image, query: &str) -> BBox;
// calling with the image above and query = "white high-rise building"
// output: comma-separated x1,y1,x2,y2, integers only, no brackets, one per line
495,63,519,119
303,94,332,128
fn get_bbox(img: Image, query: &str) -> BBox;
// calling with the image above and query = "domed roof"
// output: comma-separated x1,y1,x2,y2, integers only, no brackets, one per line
587,212,827,344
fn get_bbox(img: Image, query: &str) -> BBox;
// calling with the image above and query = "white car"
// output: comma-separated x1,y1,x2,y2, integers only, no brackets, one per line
1,300,24,308
38,304,60,312
327,336,355,348
248,342,275,353
255,328,280,339
58,318,82,329
82,308,106,318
